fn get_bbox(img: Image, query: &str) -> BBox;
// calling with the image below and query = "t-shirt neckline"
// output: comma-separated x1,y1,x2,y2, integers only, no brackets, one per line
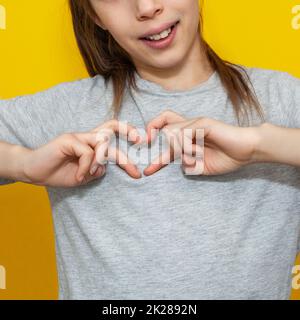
133,69,219,96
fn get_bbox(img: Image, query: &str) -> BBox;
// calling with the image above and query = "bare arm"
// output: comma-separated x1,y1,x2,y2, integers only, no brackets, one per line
253,123,300,167
0,141,31,183
0,120,142,188
141,110,300,176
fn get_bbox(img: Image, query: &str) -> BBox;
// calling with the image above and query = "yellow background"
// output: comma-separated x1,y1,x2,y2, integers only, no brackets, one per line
0,0,299,299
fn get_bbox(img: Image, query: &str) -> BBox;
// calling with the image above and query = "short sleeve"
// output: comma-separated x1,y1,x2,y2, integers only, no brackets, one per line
275,72,300,254
274,71,300,128
0,76,99,185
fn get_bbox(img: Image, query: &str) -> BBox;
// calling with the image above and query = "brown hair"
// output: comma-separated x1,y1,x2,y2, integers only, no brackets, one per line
68,0,265,126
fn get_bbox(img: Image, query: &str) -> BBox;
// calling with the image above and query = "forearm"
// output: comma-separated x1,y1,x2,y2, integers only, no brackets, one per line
0,141,31,182
252,123,300,167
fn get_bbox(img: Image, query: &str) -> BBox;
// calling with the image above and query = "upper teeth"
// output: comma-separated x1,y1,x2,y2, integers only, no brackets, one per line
145,26,172,40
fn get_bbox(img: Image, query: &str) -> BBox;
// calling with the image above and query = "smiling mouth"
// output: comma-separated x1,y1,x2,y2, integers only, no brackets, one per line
140,21,179,41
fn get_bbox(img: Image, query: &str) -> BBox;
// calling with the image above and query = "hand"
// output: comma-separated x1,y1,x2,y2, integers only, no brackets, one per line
90,119,143,179
22,120,143,187
143,110,259,176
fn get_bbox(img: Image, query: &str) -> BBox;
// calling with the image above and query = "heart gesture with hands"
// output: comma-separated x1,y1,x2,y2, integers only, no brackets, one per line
143,110,260,176
21,110,260,188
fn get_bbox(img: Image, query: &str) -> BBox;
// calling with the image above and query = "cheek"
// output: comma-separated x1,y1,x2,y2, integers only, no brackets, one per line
183,0,200,22
112,31,134,54
170,0,199,14
112,25,143,53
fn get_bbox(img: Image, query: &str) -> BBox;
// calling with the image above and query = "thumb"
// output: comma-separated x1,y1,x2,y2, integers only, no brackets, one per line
89,138,110,175
89,154,106,177
84,164,106,183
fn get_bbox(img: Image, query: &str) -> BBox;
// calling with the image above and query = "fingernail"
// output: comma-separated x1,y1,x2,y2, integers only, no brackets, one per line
100,167,106,177
130,135,140,144
90,164,98,175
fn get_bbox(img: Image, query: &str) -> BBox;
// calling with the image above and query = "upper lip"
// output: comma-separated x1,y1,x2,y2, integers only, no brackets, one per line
139,20,178,39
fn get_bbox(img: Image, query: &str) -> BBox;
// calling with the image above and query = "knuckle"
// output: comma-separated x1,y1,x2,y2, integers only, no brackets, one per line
92,119,117,132
197,116,208,123
85,148,94,157
96,128,113,141
91,125,102,133
61,132,76,142
107,119,118,128
162,109,173,116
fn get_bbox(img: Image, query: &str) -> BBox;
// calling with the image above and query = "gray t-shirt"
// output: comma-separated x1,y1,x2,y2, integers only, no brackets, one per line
0,65,300,299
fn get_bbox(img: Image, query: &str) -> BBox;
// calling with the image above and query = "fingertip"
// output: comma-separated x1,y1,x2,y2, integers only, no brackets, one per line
128,170,142,179
143,167,152,176
128,128,141,143
124,163,140,179
134,135,143,145
97,165,106,177
133,167,142,179
90,164,98,175
135,172,142,179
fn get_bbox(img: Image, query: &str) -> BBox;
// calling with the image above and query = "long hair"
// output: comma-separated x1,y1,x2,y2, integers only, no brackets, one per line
68,0,265,126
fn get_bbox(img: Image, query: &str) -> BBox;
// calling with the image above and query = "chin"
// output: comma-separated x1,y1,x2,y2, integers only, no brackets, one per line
150,53,185,70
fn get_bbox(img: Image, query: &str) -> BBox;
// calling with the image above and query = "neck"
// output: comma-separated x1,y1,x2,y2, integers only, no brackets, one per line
135,36,214,91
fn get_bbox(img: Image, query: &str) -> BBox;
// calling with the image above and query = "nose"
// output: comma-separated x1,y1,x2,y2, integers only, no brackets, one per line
135,0,163,21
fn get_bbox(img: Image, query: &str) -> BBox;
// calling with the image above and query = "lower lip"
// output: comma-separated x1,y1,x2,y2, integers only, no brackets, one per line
140,22,179,50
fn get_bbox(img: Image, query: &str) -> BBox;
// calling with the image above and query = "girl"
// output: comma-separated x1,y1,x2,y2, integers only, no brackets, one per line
0,0,300,299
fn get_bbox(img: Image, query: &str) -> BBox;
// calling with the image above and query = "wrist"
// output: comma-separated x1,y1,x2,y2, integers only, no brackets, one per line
250,122,277,164
12,145,33,183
